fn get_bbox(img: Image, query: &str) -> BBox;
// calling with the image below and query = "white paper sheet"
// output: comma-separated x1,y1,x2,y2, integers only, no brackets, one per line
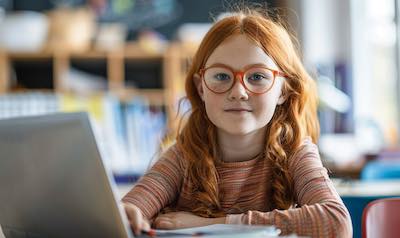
144,224,281,237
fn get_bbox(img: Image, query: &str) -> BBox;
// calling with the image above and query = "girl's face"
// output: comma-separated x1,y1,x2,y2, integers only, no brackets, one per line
195,34,286,136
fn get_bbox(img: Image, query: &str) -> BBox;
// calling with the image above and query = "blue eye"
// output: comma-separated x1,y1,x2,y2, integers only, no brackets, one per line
248,73,267,82
214,73,231,81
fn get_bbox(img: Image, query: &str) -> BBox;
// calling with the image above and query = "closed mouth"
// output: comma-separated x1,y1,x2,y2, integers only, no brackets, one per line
224,108,252,112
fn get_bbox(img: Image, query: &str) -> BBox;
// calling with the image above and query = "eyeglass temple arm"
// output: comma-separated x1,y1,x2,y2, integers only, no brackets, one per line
276,71,287,77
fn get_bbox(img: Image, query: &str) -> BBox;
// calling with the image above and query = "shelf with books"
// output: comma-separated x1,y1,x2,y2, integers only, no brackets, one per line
0,91,167,176
0,42,182,123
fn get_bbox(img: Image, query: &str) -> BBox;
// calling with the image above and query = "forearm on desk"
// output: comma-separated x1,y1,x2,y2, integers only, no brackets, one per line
224,200,352,238
210,216,226,225
189,216,226,227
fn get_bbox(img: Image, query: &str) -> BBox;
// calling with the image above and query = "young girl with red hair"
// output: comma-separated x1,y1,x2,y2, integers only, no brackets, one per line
122,8,352,238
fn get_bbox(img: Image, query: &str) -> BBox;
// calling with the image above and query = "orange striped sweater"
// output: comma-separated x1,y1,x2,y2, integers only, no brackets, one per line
122,138,352,237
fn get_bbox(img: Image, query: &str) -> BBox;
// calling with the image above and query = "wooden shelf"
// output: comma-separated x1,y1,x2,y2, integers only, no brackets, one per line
115,88,166,106
6,88,166,106
7,51,53,60
0,42,186,131
69,51,110,59
2,42,166,60
124,43,165,59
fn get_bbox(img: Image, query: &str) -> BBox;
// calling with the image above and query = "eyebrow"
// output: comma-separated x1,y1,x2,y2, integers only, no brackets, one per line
206,62,278,71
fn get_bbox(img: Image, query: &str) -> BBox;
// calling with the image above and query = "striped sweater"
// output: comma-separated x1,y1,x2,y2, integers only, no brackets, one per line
122,138,352,237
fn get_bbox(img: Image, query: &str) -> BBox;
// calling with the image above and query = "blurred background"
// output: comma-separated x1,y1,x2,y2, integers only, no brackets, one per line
1,1,400,237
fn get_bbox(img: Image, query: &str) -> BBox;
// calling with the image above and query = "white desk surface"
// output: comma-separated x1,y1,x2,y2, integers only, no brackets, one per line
332,179,400,197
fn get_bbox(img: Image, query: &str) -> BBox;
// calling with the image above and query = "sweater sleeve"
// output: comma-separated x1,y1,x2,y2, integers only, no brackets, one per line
122,145,185,220
225,139,353,238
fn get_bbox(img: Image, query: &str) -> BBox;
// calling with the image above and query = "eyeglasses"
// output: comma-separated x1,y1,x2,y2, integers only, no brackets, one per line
199,63,287,94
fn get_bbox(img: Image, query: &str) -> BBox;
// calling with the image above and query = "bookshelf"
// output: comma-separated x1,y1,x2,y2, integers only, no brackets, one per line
0,42,195,175
0,42,187,130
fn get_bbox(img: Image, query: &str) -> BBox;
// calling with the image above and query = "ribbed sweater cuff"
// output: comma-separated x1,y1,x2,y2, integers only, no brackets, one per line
225,214,244,224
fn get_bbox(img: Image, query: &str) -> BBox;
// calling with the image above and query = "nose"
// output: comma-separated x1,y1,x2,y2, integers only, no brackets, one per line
227,74,249,101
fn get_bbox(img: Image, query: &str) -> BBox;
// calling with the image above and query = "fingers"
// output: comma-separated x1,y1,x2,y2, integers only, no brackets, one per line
122,203,146,235
142,219,151,231
153,216,174,229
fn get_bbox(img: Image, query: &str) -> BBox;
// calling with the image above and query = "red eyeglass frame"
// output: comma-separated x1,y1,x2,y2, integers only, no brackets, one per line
199,63,287,95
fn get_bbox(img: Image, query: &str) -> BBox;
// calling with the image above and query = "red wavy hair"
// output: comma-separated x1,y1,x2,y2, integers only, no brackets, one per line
176,8,319,217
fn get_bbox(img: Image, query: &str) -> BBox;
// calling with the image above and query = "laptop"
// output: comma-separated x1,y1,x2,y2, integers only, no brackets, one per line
0,112,134,238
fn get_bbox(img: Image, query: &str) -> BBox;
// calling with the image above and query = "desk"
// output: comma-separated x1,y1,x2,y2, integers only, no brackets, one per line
332,178,400,196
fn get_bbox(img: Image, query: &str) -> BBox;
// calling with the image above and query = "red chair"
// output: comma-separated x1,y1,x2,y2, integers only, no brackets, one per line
362,198,400,238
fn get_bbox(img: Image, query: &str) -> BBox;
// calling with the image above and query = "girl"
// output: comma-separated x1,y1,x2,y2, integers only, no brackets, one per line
122,8,352,238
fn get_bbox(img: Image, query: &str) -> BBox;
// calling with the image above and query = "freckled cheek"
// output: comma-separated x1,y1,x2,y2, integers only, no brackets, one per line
203,99,225,125
204,103,222,121
254,100,278,123
203,93,224,112
261,111,275,125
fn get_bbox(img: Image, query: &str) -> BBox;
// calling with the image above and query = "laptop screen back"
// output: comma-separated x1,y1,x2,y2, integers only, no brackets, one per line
0,112,132,238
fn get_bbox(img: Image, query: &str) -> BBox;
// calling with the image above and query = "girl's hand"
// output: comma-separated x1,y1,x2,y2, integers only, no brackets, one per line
153,211,226,229
122,202,151,235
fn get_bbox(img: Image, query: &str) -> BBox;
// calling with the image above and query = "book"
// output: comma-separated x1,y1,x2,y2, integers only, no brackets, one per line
0,92,167,178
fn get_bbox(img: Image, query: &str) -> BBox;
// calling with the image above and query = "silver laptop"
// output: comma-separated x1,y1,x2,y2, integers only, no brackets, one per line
0,112,134,238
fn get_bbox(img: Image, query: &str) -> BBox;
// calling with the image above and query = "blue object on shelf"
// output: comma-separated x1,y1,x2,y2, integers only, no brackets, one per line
361,160,400,181
113,173,142,184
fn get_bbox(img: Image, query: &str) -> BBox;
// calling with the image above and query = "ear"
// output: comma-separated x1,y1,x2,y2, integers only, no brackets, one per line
277,81,287,105
277,91,286,105
193,73,205,101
